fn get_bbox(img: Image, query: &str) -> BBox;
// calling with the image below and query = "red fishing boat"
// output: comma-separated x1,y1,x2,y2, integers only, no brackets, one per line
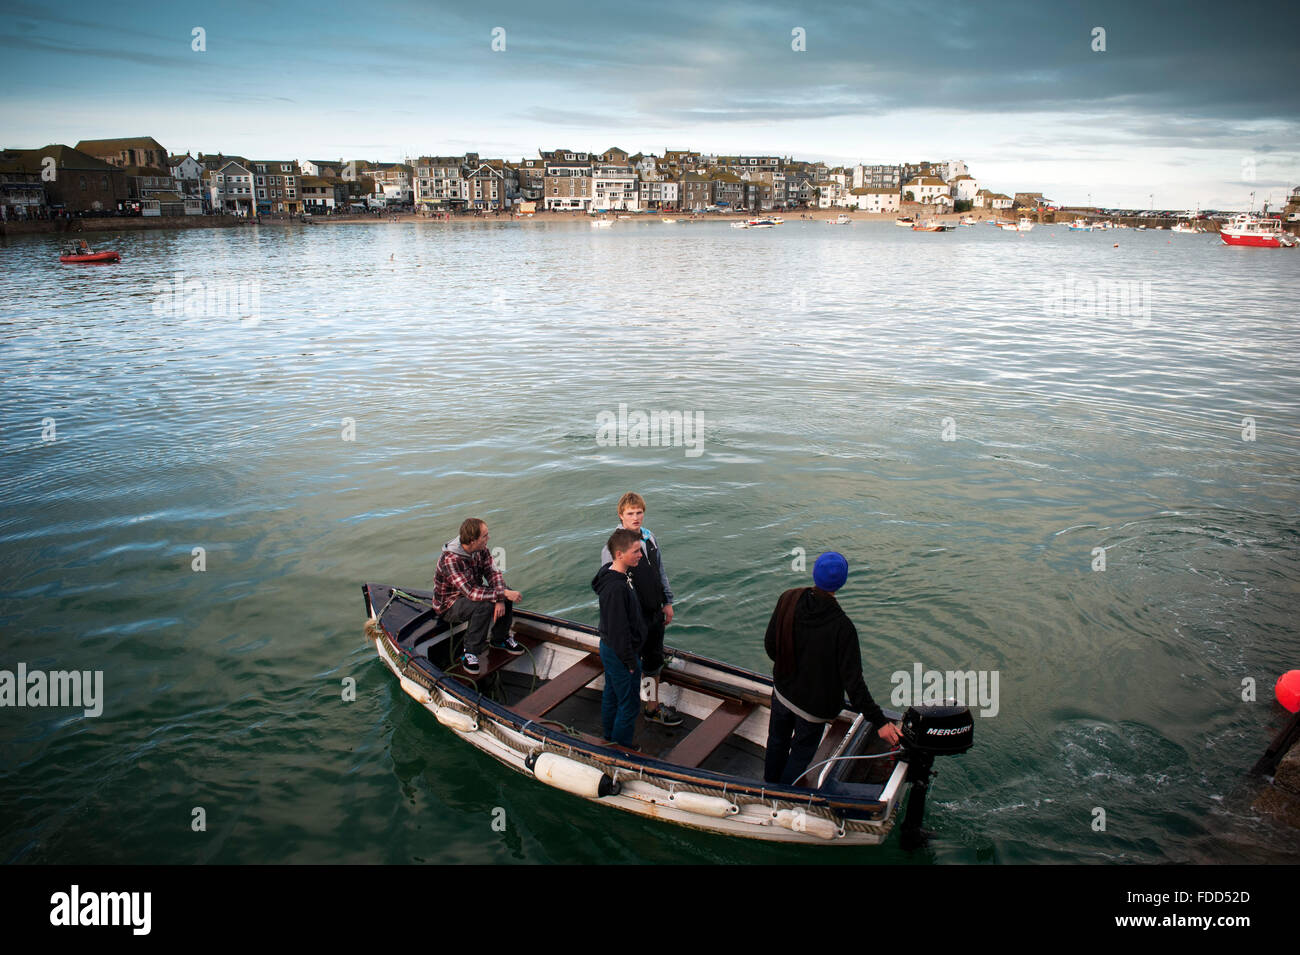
1219,214,1296,248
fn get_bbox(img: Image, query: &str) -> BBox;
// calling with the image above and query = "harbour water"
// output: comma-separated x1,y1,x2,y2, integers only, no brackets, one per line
1,219,1298,863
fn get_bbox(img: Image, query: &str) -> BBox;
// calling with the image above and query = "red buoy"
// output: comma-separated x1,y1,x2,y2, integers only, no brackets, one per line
1277,670,1300,713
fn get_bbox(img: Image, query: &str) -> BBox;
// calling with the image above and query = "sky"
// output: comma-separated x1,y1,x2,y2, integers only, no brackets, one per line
2,0,1297,209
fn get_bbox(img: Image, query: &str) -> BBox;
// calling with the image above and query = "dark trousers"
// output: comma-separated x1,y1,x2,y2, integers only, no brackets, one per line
442,596,512,656
640,608,666,677
764,694,828,786
599,640,641,746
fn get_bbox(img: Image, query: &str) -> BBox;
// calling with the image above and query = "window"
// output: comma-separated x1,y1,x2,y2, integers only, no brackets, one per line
80,176,87,191
101,176,108,189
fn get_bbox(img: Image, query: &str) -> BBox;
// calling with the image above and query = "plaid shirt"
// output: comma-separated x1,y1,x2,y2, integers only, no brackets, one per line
433,544,504,614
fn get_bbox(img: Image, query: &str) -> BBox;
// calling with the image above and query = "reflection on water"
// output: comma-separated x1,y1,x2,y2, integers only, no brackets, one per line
1,221,1297,863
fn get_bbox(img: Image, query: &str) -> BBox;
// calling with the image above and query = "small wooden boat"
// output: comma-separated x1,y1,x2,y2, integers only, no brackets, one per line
362,583,973,846
894,216,915,227
826,214,852,225
1067,219,1093,232
59,250,121,264
911,220,953,232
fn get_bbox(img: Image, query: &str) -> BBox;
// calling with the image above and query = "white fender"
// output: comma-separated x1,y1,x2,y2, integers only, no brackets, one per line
436,708,478,733
669,791,739,817
399,674,432,705
531,753,617,798
773,808,842,840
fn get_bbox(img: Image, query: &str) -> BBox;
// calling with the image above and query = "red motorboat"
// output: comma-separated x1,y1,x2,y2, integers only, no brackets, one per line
1219,214,1296,248
59,241,121,264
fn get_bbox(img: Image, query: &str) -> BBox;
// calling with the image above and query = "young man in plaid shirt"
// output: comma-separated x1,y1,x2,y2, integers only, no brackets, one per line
433,518,524,675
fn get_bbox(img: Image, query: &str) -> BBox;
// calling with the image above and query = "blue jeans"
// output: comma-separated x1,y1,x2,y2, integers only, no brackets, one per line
764,694,828,785
600,641,641,746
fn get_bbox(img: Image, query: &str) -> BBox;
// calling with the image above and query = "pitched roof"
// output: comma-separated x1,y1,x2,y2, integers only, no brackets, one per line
75,136,165,154
4,145,116,172
850,186,899,195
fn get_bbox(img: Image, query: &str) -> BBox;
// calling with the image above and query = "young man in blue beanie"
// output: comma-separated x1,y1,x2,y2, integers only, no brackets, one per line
763,551,902,785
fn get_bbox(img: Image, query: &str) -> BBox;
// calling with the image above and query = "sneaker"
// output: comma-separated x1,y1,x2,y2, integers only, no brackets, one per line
643,703,683,727
459,652,481,675
490,633,526,656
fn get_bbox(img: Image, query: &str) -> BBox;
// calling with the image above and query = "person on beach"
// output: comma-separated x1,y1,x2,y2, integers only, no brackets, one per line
763,552,902,786
593,528,648,747
599,493,681,726
432,518,524,675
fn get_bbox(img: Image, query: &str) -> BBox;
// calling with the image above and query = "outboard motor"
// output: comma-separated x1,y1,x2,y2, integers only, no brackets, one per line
897,704,973,849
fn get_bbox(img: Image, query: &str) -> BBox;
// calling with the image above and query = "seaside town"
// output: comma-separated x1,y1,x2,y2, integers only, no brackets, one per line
6,135,1297,232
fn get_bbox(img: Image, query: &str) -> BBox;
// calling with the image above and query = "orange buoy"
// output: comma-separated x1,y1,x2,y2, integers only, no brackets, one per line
1277,670,1300,713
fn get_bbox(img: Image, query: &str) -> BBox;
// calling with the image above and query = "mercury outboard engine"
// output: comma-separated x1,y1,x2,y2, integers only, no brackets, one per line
897,704,974,849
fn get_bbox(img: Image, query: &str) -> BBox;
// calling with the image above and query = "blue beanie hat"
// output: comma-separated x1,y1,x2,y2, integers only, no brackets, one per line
813,552,849,592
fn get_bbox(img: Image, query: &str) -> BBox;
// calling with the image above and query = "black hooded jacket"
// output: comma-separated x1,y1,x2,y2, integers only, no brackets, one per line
592,563,647,670
764,587,888,724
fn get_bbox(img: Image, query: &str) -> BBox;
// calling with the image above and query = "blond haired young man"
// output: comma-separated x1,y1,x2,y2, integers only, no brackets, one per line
599,493,680,726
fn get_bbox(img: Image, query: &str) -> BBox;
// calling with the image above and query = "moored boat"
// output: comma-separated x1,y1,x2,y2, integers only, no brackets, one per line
590,219,613,228
1219,214,1293,247
362,583,973,847
894,216,915,227
59,250,121,264
911,220,953,232
998,217,1035,232
959,216,977,226
1067,219,1093,232
827,214,852,225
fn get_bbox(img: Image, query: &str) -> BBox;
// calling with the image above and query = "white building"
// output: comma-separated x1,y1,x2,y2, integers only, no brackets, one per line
591,164,639,210
168,154,202,183
848,186,900,213
974,189,1013,210
930,159,969,182
949,174,978,202
903,175,950,203
817,169,851,207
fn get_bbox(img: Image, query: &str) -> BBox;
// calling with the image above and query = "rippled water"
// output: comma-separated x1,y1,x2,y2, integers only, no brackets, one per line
1,219,1297,863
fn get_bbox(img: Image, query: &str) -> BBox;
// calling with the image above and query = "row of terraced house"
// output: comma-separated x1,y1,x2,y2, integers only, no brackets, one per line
1,135,1041,219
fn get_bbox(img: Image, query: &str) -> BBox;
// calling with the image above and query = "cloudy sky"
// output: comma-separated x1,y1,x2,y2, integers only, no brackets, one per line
2,0,1297,208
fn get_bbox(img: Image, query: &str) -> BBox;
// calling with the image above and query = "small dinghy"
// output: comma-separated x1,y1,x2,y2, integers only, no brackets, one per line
363,583,973,846
59,250,121,264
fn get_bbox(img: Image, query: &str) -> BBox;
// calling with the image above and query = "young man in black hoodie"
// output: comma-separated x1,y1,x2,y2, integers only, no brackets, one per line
592,528,648,748
763,551,902,786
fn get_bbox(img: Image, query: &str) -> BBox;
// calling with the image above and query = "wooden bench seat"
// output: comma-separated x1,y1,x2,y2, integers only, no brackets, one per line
515,653,604,719
666,699,755,768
